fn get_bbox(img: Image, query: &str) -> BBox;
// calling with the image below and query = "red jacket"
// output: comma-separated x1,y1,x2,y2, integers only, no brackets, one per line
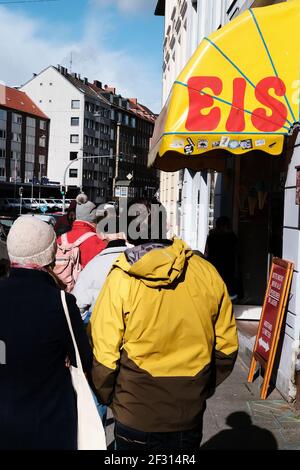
58,220,107,269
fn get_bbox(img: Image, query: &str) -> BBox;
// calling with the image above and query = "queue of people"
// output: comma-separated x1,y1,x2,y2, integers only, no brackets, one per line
0,195,238,451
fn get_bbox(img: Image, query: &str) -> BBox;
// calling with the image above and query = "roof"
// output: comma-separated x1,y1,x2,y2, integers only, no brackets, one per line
155,0,165,16
0,86,49,119
128,99,157,124
53,67,112,106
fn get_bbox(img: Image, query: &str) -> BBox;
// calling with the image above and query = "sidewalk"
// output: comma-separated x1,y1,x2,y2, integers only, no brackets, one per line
105,351,300,450
201,355,300,450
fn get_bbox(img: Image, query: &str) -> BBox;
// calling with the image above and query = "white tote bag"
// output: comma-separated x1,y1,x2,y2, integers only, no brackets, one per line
61,290,107,450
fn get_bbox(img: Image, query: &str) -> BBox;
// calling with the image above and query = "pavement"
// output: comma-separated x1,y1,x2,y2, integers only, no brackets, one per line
104,355,300,450
201,355,300,450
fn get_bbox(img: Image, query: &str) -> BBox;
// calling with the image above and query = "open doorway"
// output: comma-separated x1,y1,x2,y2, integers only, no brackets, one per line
234,153,285,306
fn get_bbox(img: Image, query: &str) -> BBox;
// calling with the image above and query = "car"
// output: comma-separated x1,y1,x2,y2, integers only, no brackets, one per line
22,198,40,211
53,199,63,210
40,199,59,210
20,213,57,228
0,215,17,234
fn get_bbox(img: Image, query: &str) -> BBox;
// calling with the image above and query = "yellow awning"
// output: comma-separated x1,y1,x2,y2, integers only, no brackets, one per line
149,0,300,172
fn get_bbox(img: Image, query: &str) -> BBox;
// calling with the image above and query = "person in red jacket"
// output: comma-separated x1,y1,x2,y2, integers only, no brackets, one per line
57,194,106,269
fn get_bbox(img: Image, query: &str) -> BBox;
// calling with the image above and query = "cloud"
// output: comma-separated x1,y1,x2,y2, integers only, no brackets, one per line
91,0,157,15
0,6,162,112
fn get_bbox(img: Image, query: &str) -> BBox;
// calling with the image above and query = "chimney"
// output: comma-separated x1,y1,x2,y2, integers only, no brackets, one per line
94,80,102,89
71,72,77,79
129,98,138,106
84,77,88,85
33,73,37,77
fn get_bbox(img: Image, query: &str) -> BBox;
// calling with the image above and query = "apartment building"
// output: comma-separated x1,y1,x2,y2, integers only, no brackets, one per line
100,87,159,200
20,65,112,202
0,85,49,186
21,66,159,203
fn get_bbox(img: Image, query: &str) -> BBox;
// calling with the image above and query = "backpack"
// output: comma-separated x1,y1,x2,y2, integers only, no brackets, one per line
54,232,96,293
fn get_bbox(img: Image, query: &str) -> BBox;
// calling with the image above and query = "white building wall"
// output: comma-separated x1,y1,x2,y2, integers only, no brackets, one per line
160,0,190,237
21,66,84,189
278,133,300,400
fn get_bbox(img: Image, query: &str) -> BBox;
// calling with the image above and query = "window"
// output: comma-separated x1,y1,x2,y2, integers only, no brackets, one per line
39,136,46,147
40,120,46,130
0,129,6,139
71,100,80,109
25,153,35,163
131,117,136,128
13,113,22,124
0,110,7,120
27,117,35,128
70,151,78,161
71,117,80,126
11,151,21,160
70,134,79,144
0,148,5,158
39,155,45,164
69,169,78,178
11,132,21,142
26,135,35,146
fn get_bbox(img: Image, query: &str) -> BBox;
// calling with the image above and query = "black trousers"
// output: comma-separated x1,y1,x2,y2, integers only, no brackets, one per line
114,421,203,451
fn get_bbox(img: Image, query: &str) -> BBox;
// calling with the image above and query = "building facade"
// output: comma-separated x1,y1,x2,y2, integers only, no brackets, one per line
100,87,159,200
20,66,111,202
21,66,159,203
0,85,49,188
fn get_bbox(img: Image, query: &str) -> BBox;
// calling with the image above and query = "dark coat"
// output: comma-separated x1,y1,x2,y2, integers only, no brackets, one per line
0,268,92,450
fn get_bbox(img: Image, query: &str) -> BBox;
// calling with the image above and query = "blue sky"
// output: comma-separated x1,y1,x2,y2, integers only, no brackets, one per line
0,0,164,111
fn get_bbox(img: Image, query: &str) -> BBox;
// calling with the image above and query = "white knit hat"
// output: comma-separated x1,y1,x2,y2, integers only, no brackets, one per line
7,216,57,267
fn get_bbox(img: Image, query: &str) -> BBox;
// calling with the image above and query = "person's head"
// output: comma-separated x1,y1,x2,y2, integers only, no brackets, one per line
216,216,231,232
67,200,77,224
122,197,168,246
7,216,57,269
75,194,97,225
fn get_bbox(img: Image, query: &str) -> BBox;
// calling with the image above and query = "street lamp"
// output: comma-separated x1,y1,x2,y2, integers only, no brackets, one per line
112,122,121,199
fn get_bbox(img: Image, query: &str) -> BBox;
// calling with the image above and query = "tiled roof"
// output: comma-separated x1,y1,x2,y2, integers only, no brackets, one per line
128,99,157,123
0,85,49,119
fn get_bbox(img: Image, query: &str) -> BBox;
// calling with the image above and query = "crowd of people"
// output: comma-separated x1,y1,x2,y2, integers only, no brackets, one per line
0,193,238,451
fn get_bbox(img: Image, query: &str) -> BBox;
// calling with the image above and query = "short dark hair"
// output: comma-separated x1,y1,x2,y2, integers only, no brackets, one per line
122,197,167,245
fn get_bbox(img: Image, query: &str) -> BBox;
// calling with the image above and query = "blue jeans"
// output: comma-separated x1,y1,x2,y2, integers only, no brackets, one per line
114,421,203,451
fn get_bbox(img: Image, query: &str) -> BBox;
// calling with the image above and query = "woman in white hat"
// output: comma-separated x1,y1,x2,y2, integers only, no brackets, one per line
0,216,92,449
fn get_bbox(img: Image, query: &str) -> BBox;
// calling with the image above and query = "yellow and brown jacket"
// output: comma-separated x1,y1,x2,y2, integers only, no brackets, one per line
91,238,238,432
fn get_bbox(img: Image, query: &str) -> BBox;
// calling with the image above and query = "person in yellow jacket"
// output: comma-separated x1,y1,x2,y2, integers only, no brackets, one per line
90,198,238,451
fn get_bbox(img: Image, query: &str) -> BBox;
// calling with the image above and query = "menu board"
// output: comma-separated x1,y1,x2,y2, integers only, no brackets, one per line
248,258,294,399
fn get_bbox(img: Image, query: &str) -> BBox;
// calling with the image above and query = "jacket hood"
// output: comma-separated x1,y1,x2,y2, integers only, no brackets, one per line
113,238,193,287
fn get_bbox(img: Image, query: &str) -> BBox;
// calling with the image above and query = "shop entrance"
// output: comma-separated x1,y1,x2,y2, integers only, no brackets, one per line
233,153,285,306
